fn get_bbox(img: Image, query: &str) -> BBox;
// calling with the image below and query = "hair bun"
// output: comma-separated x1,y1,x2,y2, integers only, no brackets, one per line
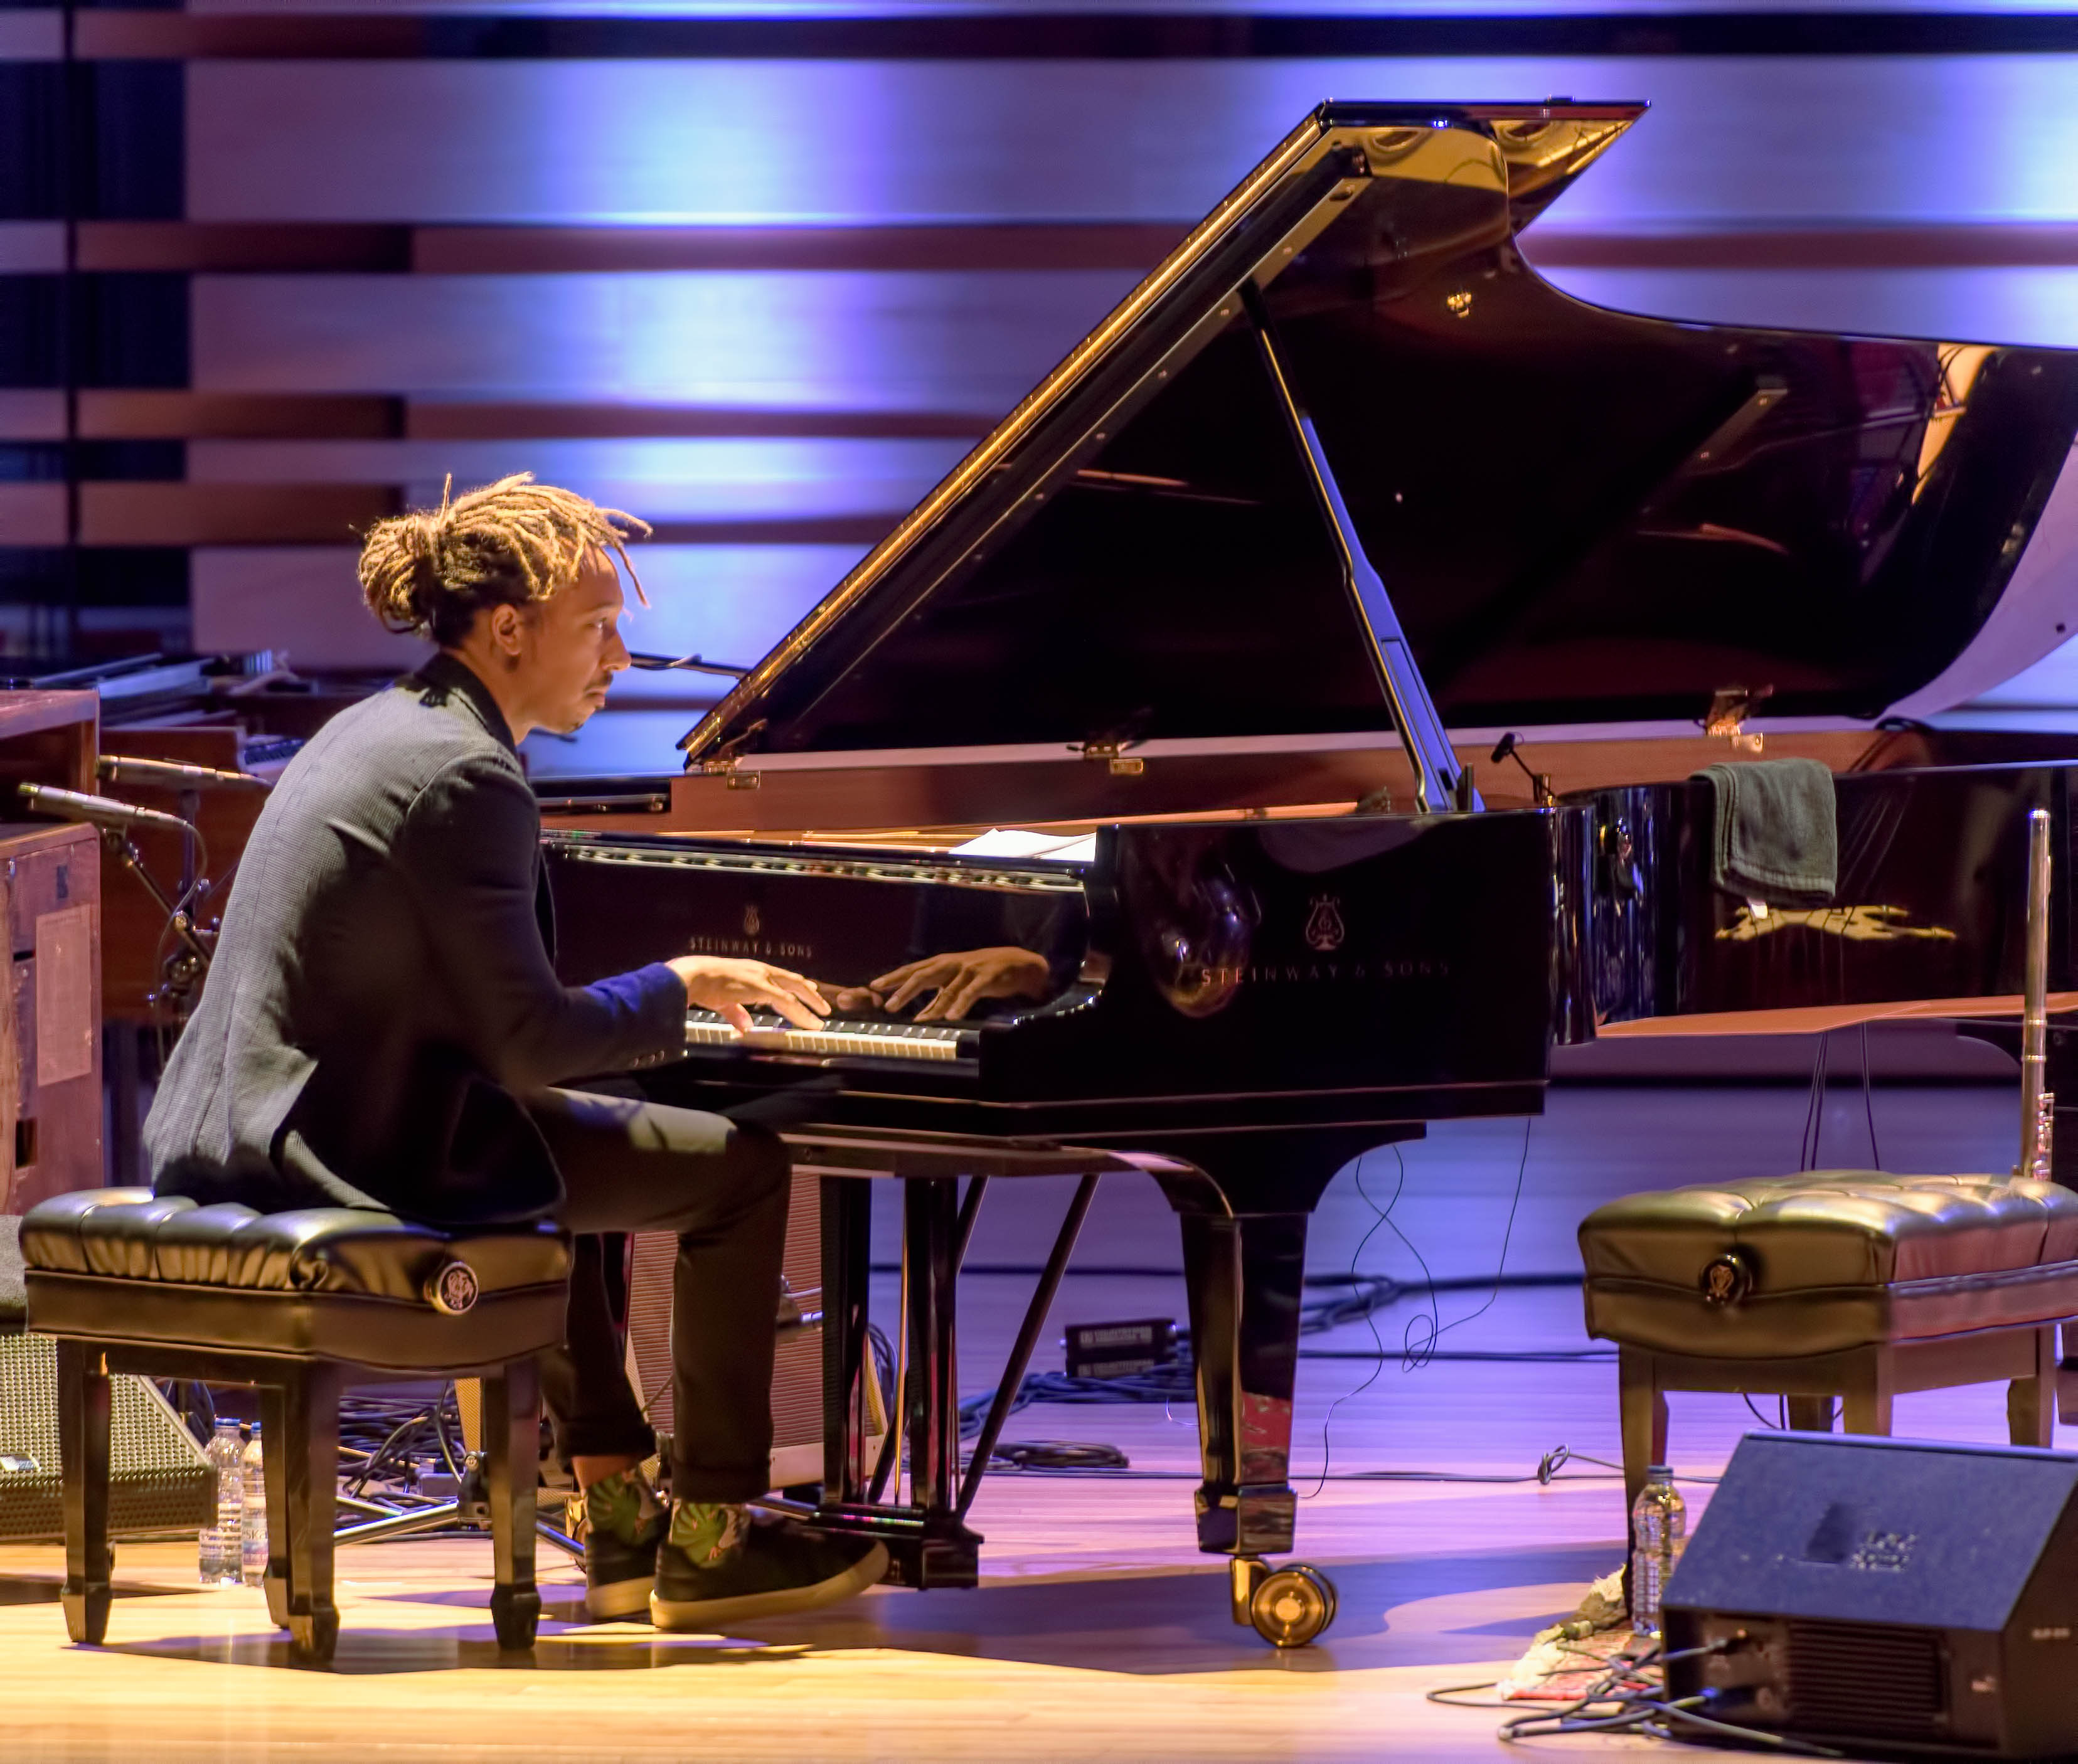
356,472,651,645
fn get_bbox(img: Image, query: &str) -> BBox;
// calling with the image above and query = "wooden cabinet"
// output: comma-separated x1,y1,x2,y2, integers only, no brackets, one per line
0,693,105,1211
0,822,102,1212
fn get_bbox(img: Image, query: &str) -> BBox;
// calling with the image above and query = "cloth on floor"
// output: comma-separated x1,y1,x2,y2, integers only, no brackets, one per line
1496,1568,1634,1701
0,1214,23,1331
1693,757,1836,908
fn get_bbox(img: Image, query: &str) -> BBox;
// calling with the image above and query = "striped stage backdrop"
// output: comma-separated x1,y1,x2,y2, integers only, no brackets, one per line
7,4,2078,740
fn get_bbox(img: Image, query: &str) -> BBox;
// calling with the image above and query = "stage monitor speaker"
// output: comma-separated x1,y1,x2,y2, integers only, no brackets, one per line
0,1332,214,1541
1666,1431,2078,1759
624,1174,885,1492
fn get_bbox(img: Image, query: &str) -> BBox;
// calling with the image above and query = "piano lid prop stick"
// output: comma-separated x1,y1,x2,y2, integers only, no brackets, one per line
2020,806,2054,1180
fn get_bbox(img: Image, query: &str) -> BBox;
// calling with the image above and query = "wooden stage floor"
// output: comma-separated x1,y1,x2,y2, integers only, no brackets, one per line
0,1080,2042,1760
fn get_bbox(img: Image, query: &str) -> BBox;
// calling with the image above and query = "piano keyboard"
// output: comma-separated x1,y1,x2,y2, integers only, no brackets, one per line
685,1009,972,1063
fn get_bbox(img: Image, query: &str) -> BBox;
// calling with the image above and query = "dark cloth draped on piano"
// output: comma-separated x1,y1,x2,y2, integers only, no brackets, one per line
145,652,686,1225
1693,757,1838,910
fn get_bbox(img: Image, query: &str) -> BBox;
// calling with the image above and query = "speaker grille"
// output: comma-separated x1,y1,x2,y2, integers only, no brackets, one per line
1786,1621,1946,1740
0,1334,215,1541
625,1173,862,1484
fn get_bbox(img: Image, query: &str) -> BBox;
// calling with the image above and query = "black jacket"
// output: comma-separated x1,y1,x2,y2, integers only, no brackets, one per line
145,654,685,1224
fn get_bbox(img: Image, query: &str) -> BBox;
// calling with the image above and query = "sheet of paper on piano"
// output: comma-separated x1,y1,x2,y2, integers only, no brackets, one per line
951,828,1099,862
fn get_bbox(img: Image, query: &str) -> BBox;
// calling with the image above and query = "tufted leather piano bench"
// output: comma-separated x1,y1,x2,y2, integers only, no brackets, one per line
1580,1172,2078,1516
20,1188,570,1664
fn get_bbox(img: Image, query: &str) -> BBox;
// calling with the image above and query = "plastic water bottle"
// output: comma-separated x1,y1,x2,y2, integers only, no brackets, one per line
240,1423,267,1587
1629,1464,1687,1640
198,1419,245,1585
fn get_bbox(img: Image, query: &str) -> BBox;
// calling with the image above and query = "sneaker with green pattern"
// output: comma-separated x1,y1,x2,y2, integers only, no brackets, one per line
651,1505,887,1631
580,1466,668,1620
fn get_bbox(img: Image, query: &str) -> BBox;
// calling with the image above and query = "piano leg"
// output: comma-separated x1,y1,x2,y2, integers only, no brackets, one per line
813,1172,982,1589
819,1174,875,1507
1143,1130,1401,1646
897,1175,981,1587
1177,1209,1308,1561
1178,1209,1348,1648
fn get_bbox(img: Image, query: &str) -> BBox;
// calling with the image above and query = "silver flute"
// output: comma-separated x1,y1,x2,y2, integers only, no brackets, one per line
2020,805,2055,1179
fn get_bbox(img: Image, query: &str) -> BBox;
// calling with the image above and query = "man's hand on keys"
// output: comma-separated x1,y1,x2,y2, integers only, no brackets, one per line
668,956,831,1033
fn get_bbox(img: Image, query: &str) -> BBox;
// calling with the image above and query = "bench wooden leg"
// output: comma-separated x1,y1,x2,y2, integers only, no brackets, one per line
258,1386,293,1631
1841,1353,1893,1436
485,1358,541,1652
1785,1396,1835,1432
284,1365,341,1665
55,1340,112,1646
2010,1326,2059,1448
1619,1347,1668,1519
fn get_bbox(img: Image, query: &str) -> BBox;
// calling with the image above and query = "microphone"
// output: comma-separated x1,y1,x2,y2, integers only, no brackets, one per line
1489,732,1555,807
99,755,271,794
19,783,198,839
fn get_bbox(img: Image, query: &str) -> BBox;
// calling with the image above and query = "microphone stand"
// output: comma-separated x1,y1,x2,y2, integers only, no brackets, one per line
97,826,215,1027
21,782,219,1026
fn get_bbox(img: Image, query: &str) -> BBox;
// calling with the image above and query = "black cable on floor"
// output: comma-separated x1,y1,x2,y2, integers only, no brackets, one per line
1861,1021,1882,1167
1489,1641,1845,1757
962,1447,1718,1487
1379,1144,1443,1367
1426,1117,1533,1352
1306,1146,1400,1496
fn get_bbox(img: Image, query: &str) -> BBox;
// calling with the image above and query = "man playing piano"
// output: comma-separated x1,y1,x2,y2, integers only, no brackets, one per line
143,473,887,1627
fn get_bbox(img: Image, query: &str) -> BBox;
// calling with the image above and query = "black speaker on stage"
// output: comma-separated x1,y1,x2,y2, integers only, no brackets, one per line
1666,1432,2078,1759
3,1216,212,1542
0,1332,215,1541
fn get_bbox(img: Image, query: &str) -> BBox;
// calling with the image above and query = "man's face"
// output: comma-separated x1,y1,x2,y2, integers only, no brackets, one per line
508,551,631,735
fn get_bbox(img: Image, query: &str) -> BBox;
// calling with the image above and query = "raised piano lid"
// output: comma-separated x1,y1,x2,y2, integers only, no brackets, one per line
677,100,2078,774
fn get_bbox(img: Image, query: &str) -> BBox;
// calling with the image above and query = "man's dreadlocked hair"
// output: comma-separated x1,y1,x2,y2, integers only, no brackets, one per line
357,472,651,648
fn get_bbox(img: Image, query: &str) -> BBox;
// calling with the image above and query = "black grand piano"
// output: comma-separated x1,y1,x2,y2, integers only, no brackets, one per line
543,101,2078,1646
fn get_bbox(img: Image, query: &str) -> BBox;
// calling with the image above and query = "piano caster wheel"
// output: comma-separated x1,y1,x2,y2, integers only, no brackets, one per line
1248,1564,1338,1649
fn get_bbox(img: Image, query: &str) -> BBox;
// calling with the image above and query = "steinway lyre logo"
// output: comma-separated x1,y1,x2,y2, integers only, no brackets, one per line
1304,895,1346,953
743,903,762,938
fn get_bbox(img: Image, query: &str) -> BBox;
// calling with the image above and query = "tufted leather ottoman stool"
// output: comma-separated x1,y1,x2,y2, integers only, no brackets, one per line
1580,1172,2078,1517
21,1188,570,1664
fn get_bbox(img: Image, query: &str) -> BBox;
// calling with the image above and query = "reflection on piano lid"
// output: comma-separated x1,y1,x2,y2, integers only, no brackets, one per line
680,1009,976,1064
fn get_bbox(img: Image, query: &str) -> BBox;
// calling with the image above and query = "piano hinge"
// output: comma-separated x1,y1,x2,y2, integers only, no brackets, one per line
693,717,768,778
1705,686,1772,753
725,770,763,790
1077,740,1144,777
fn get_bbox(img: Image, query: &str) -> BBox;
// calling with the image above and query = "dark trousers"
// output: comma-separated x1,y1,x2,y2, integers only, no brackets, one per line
526,1087,789,1503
